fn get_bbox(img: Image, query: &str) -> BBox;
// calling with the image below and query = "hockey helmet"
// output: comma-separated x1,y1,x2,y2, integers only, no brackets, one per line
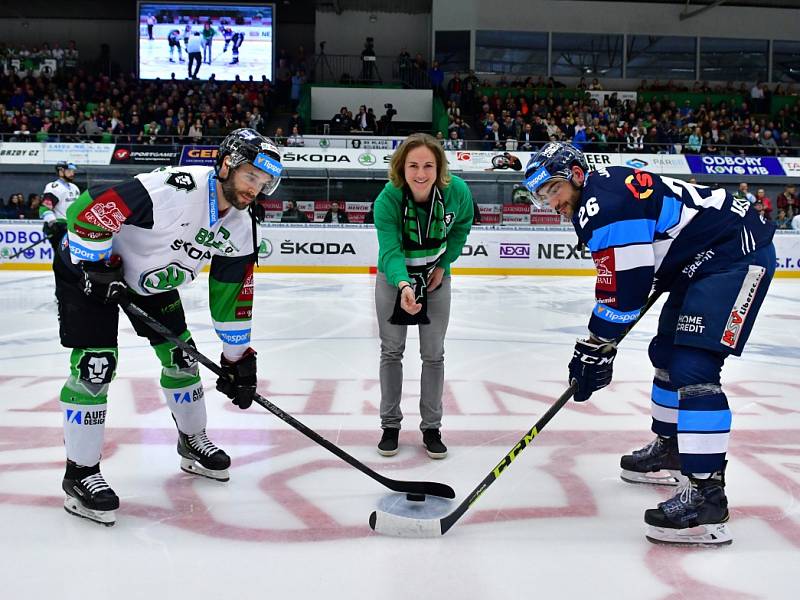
216,128,283,196
523,142,588,208
55,161,78,174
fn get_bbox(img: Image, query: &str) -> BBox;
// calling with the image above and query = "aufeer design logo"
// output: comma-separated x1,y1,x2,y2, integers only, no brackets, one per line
140,262,195,293
358,152,377,167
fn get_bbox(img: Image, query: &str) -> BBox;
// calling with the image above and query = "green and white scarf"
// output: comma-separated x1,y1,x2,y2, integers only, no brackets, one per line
401,185,447,276
389,186,448,326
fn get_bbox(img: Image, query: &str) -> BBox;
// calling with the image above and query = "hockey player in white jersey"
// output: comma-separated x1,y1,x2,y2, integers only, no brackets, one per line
41,161,80,249
55,128,283,525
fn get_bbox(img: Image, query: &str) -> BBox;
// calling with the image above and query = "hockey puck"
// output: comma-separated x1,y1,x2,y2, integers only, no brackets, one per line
406,493,426,502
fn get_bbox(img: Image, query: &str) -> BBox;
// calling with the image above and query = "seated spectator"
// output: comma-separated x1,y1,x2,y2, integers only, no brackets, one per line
0,193,26,219
754,188,773,219
759,129,779,155
286,125,305,147
352,105,375,132
144,120,161,144
188,118,203,143
483,121,504,150
330,106,350,134
444,129,465,150
644,126,662,153
777,184,798,216
273,127,287,147
734,182,756,204
775,208,791,229
625,126,643,152
25,193,41,219
685,127,703,153
281,199,309,223
323,201,350,224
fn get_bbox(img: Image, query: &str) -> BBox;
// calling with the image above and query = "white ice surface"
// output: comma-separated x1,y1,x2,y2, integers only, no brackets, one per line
0,272,798,600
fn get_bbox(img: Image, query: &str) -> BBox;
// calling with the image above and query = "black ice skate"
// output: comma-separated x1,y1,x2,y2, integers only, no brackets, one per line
230,57,239,65
62,461,119,526
620,435,685,486
177,429,231,481
644,467,731,546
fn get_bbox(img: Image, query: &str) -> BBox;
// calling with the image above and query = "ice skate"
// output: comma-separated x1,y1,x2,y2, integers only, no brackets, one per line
620,435,685,486
644,467,732,546
62,461,119,526
177,429,231,481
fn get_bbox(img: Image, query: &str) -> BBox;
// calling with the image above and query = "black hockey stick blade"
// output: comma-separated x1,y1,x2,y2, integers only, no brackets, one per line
369,291,662,537
121,297,455,499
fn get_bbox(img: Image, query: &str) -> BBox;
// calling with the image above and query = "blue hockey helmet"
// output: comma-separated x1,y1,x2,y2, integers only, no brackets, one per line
216,128,283,196
523,142,588,208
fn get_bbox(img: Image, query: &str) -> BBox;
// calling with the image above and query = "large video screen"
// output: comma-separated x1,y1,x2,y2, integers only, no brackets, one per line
137,2,274,81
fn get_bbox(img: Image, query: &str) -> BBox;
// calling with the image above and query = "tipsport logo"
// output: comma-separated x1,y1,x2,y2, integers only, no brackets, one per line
254,153,283,177
524,167,550,193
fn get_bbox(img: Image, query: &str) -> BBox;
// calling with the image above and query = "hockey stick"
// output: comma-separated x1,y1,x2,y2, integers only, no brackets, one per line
7,234,52,259
369,290,663,537
119,296,456,499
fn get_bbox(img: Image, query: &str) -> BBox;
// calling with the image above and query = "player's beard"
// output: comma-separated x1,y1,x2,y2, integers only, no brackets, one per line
220,176,253,211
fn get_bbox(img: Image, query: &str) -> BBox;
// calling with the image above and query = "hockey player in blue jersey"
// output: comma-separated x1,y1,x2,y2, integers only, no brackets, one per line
524,142,776,546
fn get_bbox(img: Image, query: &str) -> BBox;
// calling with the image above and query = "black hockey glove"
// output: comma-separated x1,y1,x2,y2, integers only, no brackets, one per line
43,220,68,240
568,338,618,402
81,257,127,304
216,347,257,409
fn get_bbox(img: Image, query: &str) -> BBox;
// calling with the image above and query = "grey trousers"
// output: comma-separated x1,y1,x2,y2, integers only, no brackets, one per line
375,271,451,431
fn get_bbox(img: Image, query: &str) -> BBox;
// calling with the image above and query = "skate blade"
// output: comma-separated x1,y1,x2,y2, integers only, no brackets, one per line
646,523,732,547
377,447,399,457
63,497,116,526
180,458,230,482
620,469,686,486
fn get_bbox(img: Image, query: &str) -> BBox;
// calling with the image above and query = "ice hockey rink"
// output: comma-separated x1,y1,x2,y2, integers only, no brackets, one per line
1,271,798,600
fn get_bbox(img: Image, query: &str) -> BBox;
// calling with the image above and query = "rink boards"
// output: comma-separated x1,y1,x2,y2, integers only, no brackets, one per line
1,221,799,276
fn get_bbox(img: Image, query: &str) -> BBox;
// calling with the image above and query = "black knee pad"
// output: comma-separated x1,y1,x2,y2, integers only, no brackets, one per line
648,334,674,370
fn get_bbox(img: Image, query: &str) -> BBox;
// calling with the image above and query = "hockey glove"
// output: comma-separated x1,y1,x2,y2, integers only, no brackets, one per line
81,257,127,304
216,347,257,409
43,220,68,240
568,338,618,402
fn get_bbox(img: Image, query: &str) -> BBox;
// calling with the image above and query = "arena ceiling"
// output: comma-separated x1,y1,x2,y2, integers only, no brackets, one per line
0,0,797,18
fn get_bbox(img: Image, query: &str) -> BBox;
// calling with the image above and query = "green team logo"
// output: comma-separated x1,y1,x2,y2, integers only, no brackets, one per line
139,262,195,293
358,152,376,167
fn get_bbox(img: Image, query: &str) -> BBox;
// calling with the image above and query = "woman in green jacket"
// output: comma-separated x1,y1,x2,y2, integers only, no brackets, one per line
373,133,474,459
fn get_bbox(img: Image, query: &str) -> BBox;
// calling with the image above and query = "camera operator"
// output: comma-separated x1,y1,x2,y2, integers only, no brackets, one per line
378,103,397,135
361,37,376,82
